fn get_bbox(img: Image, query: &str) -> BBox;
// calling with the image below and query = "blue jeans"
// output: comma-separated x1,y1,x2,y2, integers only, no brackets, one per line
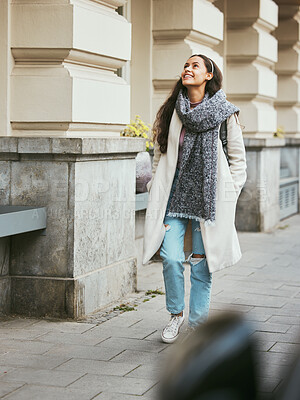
160,168,212,328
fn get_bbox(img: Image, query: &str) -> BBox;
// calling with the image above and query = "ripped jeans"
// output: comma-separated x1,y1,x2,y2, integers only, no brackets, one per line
160,168,212,328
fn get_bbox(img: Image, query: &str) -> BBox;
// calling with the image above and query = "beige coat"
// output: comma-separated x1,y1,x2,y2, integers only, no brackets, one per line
142,110,247,273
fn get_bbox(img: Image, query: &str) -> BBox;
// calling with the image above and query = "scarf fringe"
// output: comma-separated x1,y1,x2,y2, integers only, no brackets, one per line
166,211,216,227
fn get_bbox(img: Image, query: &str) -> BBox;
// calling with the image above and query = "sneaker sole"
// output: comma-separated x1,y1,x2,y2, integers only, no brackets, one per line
161,317,185,344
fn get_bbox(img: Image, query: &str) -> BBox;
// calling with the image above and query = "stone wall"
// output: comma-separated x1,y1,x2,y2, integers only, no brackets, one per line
0,136,143,318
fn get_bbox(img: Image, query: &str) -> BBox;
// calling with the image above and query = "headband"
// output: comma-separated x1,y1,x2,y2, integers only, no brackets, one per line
208,58,214,74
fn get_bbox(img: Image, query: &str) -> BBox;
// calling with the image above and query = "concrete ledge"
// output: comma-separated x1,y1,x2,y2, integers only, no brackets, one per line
10,258,136,319
285,138,300,146
0,206,46,238
243,137,285,149
0,136,145,155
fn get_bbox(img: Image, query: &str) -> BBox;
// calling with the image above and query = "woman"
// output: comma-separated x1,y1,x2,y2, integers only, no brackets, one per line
143,54,247,343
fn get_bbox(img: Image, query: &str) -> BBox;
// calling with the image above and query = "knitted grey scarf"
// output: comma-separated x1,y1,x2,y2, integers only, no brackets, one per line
167,89,239,224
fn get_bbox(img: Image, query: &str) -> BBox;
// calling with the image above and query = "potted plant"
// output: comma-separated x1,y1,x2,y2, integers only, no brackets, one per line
121,115,154,193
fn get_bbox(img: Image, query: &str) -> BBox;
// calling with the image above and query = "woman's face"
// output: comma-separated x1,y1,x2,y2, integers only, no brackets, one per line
181,56,212,88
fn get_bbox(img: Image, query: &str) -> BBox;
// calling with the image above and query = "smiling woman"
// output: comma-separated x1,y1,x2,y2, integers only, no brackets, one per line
143,54,247,344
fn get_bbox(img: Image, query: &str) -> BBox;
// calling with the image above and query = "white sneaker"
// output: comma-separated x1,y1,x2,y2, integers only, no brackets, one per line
161,313,185,343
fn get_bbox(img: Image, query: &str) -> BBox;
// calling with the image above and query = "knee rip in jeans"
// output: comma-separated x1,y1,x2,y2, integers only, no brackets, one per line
188,253,205,266
164,224,171,232
194,227,201,232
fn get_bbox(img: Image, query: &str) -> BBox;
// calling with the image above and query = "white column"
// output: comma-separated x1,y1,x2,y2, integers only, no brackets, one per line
10,0,131,136
152,0,224,120
275,5,300,138
226,0,278,137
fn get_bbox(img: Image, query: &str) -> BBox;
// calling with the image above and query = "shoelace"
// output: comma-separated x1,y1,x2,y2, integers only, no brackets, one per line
164,316,182,335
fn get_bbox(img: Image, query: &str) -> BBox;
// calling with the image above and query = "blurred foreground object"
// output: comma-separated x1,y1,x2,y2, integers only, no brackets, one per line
159,313,300,400
159,313,258,400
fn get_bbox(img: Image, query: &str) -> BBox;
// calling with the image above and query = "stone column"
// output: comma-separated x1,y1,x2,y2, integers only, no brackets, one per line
275,4,300,212
226,0,284,231
152,0,224,119
10,0,131,137
275,5,300,138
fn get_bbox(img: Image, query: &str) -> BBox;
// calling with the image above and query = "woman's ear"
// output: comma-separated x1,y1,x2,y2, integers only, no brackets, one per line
206,73,213,81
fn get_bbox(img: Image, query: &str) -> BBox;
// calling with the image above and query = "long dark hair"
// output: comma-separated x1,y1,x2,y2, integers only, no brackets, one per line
153,54,223,153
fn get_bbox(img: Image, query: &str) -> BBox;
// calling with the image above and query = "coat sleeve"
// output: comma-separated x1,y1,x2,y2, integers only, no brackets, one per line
227,113,247,197
146,140,162,192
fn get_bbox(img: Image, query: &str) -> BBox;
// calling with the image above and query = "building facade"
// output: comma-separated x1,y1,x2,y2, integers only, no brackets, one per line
0,0,299,317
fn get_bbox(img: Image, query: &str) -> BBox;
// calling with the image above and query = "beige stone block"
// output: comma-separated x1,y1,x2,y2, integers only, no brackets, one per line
277,106,300,134
227,0,278,29
131,0,152,122
234,100,277,135
11,1,131,61
11,3,73,48
276,47,300,74
153,42,223,88
72,74,130,124
227,64,277,99
275,15,300,44
227,27,277,62
72,1,131,61
277,75,300,104
11,72,73,122
153,0,223,40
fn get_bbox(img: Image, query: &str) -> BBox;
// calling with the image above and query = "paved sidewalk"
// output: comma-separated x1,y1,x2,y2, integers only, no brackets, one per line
0,215,300,399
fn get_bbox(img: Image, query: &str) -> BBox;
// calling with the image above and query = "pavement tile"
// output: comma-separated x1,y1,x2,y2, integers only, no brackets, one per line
254,350,295,367
69,373,156,396
0,339,56,355
253,340,276,352
36,331,109,346
269,342,300,354
30,320,96,334
253,322,291,334
0,382,24,398
268,315,300,325
0,367,85,387
0,366,16,376
91,325,157,340
231,294,287,308
0,329,45,341
286,325,300,335
2,384,101,400
110,349,160,364
258,377,282,393
0,319,40,329
252,331,300,344
93,393,141,400
55,358,139,376
0,353,70,370
99,336,167,353
210,301,253,313
125,363,160,380
43,343,124,361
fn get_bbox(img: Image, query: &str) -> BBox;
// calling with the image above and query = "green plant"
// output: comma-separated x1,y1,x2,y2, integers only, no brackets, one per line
113,304,136,312
274,126,285,138
145,289,165,296
121,115,154,151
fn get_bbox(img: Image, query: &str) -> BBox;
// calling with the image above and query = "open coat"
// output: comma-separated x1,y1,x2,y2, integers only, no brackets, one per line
142,110,247,273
